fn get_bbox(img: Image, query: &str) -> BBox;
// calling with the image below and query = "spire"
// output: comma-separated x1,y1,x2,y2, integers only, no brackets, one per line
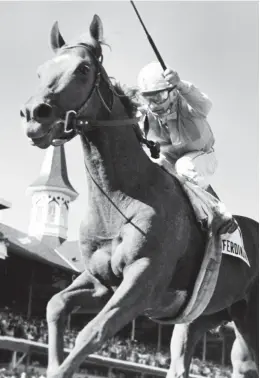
27,145,78,199
27,145,78,247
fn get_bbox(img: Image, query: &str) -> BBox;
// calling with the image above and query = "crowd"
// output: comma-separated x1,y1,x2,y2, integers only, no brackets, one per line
0,309,232,378
0,309,77,349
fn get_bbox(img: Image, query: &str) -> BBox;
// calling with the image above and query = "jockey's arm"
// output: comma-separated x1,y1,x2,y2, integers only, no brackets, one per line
136,107,149,137
177,80,212,118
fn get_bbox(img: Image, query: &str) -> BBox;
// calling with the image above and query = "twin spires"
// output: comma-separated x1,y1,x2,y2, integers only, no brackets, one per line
27,145,78,248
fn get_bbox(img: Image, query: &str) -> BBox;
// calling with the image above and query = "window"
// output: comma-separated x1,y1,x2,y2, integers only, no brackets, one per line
48,200,57,223
60,203,67,227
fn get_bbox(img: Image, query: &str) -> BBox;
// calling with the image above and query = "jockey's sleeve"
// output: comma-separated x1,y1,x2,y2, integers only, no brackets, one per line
136,109,147,136
177,80,212,118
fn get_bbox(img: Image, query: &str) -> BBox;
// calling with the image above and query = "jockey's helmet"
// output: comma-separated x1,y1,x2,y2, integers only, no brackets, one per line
137,62,174,95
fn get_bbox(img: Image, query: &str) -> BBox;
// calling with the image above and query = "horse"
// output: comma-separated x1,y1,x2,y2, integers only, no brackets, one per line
20,15,259,378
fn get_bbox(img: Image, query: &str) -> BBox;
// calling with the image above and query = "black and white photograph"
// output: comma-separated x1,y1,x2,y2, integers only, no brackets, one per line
0,1,258,378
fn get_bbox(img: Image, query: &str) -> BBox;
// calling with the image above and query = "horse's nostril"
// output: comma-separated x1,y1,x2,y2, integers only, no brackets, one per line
34,103,52,120
20,106,31,122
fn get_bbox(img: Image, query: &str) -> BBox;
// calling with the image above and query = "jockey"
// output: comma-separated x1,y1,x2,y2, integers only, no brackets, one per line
136,61,237,234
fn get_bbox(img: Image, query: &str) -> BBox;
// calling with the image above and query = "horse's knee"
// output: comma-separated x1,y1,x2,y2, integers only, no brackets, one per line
232,358,258,378
75,319,107,350
46,292,67,323
231,336,258,377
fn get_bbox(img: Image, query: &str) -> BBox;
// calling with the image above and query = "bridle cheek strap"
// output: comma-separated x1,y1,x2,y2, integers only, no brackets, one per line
62,44,114,127
55,43,160,159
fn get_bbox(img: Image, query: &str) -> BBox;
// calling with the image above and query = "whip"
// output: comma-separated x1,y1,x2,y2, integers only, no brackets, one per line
130,1,166,71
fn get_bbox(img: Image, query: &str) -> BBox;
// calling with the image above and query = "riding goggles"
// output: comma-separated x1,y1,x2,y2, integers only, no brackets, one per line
143,90,170,105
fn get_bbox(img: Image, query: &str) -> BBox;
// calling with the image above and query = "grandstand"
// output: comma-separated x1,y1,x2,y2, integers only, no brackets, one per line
0,336,170,377
0,306,236,378
0,222,76,317
0,336,234,378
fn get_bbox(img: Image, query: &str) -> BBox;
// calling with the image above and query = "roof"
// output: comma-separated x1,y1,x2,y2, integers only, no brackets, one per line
57,240,84,272
0,223,79,272
0,198,11,210
27,145,78,200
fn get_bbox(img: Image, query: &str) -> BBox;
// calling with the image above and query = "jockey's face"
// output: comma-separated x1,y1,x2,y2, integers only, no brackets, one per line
143,89,178,113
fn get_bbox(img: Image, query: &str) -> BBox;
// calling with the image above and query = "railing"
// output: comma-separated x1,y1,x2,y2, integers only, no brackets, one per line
0,336,203,378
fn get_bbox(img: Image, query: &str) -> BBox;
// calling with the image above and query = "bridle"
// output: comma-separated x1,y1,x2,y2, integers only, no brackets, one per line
53,43,139,140
52,43,160,159
51,43,152,238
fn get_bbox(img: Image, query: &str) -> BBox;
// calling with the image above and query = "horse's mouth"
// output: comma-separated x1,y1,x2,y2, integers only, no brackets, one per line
30,135,52,149
28,120,65,149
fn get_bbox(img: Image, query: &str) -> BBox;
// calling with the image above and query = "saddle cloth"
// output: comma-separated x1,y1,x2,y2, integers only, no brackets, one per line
149,169,250,324
221,228,250,267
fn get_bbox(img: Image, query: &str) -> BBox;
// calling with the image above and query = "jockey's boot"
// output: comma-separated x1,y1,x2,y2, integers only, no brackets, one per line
211,203,238,235
179,180,238,235
158,160,238,235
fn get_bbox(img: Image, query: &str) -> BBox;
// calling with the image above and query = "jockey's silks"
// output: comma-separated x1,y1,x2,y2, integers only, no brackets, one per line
138,81,215,162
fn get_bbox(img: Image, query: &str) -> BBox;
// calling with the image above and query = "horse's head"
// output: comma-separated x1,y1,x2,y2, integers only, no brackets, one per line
21,15,112,149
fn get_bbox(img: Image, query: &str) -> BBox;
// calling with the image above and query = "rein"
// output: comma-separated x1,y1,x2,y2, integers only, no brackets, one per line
53,43,160,159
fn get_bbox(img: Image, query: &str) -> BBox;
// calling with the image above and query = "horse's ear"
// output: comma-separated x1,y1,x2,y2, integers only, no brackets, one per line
50,21,66,52
89,14,103,43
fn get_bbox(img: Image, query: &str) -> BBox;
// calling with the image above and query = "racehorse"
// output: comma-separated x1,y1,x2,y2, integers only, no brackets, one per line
20,15,259,378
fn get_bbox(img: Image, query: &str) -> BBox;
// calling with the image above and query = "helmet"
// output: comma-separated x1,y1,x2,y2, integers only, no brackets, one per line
137,62,173,94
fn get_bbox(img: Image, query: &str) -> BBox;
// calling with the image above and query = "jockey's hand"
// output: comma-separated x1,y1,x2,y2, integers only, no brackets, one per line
163,68,181,89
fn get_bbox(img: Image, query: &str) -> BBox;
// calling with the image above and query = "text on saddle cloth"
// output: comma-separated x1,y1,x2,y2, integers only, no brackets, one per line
220,228,250,267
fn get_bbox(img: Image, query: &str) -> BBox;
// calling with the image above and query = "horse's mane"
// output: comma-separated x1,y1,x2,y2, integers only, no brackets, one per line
112,83,142,118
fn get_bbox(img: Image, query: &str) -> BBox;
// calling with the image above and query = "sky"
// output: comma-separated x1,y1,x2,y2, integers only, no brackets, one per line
0,1,258,241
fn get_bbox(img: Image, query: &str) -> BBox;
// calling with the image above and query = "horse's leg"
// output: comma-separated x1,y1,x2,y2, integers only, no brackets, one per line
231,326,258,378
46,270,112,375
166,310,229,378
166,323,199,378
230,280,259,371
47,257,179,378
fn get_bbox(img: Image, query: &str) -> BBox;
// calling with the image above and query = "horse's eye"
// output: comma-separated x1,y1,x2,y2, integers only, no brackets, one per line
76,65,90,75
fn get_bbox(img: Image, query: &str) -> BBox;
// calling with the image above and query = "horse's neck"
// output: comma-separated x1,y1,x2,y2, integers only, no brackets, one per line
80,97,152,199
